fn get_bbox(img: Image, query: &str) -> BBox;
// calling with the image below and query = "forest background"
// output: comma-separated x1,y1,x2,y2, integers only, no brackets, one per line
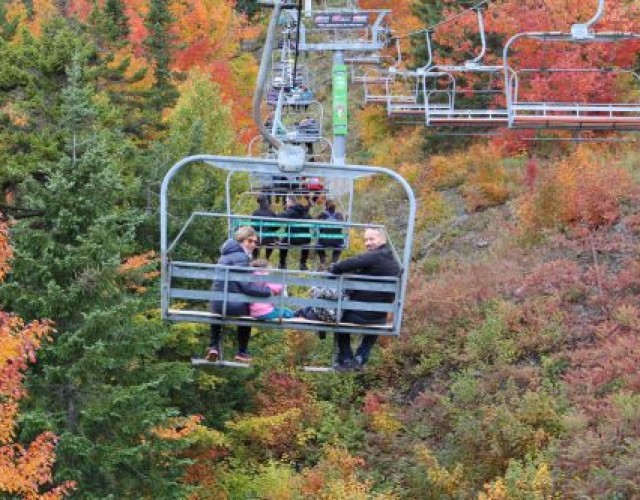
1,0,640,497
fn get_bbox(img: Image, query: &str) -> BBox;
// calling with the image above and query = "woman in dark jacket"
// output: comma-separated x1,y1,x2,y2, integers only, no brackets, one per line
278,196,311,270
252,195,278,261
207,227,271,363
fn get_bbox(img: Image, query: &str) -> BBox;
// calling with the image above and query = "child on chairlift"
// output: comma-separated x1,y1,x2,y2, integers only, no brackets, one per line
249,259,295,320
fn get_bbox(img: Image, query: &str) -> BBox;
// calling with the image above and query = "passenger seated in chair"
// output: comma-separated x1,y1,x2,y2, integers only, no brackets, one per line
252,195,278,260
278,196,311,270
207,227,272,363
316,200,343,270
249,259,295,320
329,227,400,371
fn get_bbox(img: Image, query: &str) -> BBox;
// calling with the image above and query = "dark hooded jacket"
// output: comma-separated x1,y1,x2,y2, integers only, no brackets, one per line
211,239,271,316
252,205,279,246
329,243,400,323
279,203,311,245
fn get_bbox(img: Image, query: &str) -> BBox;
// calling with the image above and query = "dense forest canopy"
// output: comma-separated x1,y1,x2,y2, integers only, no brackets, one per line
1,0,640,497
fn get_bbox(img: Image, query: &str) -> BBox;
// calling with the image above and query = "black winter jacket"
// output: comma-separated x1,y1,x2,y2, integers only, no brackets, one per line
279,204,311,245
252,207,279,245
211,239,271,316
329,244,400,323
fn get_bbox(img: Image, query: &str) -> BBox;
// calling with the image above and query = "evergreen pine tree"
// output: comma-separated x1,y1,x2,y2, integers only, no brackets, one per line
144,0,178,113
1,46,194,497
104,0,129,41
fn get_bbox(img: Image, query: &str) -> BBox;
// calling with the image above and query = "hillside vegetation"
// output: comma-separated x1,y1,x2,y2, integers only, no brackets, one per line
1,0,639,498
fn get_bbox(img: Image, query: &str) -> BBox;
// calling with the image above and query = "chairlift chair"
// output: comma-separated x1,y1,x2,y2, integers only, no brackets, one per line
292,9,391,52
160,156,416,368
503,0,640,131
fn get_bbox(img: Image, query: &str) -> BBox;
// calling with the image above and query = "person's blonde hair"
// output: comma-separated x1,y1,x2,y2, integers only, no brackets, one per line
234,226,257,243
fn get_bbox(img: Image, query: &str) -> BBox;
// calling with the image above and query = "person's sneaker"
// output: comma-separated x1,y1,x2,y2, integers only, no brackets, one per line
353,355,365,371
234,352,253,363
333,359,354,372
205,347,219,362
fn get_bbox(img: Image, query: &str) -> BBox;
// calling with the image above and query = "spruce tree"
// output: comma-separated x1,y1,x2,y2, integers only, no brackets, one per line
144,0,178,113
1,46,194,497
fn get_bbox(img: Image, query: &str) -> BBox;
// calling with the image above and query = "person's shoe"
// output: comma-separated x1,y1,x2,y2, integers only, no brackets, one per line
300,263,309,271
234,352,253,363
205,347,219,362
333,359,354,372
317,331,326,340
353,355,365,371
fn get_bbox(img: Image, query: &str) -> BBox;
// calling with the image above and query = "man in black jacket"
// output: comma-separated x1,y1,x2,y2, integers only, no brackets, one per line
207,227,271,363
329,228,400,371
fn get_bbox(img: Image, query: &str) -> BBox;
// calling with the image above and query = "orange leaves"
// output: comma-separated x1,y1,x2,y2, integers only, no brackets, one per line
151,415,204,440
0,313,53,439
0,432,76,499
515,145,637,239
117,251,159,293
0,222,73,498
0,222,12,282
165,0,258,145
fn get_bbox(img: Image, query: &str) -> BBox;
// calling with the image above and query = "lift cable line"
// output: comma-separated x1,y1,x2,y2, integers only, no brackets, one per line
389,0,489,41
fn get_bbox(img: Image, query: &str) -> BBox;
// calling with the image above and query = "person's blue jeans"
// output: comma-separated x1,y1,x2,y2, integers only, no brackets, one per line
336,334,378,364
256,308,295,320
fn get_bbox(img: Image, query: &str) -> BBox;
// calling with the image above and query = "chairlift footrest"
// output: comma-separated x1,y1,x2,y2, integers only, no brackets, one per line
191,358,252,369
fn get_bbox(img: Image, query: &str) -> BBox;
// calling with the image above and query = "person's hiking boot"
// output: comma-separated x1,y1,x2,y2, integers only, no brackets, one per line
206,347,219,362
234,352,253,363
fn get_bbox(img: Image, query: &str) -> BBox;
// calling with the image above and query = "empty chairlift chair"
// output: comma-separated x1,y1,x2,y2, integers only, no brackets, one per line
503,0,640,131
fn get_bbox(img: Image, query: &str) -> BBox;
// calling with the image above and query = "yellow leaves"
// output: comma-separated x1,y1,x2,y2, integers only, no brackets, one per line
226,408,303,448
106,50,155,92
414,444,468,496
480,460,552,500
356,106,390,149
298,446,398,500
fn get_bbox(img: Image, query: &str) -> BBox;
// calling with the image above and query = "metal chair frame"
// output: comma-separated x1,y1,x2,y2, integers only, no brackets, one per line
292,9,391,52
160,155,417,338
503,0,640,130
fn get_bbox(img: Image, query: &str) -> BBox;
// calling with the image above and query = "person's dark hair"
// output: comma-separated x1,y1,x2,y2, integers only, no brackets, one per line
325,200,336,213
257,195,269,209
